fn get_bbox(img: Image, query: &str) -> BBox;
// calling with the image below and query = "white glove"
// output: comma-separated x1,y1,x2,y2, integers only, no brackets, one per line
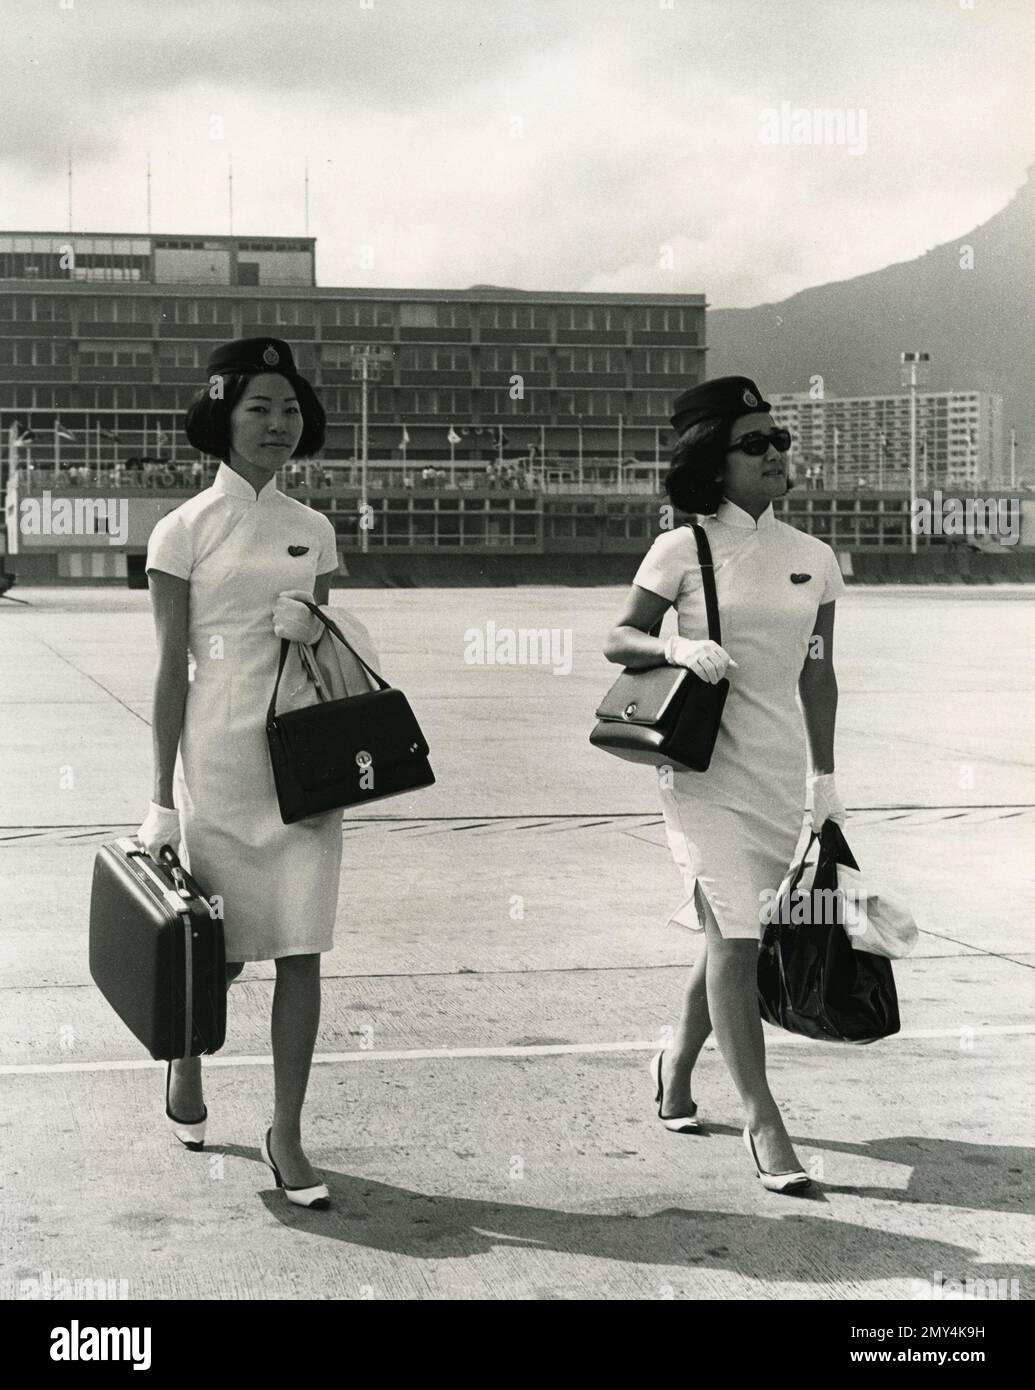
664,635,739,685
137,801,182,859
809,772,847,829
272,589,323,644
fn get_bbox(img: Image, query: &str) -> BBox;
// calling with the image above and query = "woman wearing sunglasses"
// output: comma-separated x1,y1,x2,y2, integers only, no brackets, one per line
604,376,847,1194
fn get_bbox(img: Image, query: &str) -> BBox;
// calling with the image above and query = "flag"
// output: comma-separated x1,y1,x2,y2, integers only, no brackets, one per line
10,425,35,447
447,426,460,445
400,426,410,448
54,421,76,441
99,428,121,441
156,430,170,447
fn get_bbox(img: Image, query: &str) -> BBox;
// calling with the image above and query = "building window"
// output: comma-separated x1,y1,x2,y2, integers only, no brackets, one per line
32,298,71,321
157,342,203,368
631,347,694,374
632,306,693,333
400,304,437,328
79,341,152,367
479,304,549,331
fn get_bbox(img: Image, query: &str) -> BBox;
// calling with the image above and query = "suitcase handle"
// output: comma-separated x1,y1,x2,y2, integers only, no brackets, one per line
118,839,197,915
157,843,188,894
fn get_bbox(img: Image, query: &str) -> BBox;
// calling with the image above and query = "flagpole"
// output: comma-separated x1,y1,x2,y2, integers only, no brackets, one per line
54,420,60,476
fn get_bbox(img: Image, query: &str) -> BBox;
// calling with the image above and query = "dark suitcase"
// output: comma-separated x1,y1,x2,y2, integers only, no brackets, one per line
89,838,226,1060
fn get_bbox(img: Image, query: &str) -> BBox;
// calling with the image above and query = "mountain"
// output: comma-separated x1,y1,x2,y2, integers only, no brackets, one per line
707,168,1035,465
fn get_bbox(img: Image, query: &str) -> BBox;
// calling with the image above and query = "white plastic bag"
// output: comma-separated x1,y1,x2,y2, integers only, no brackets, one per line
836,865,919,959
279,604,380,713
760,830,919,959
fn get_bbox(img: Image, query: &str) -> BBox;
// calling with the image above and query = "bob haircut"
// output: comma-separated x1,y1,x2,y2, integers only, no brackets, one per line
184,370,326,462
664,413,796,514
663,415,732,515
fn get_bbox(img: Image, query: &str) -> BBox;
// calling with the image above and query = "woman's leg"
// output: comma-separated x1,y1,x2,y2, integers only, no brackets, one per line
168,961,244,1119
268,952,322,1187
700,905,803,1174
660,942,710,1114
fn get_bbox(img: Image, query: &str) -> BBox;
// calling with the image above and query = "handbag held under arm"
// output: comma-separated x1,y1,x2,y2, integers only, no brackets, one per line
589,521,729,772
266,600,435,823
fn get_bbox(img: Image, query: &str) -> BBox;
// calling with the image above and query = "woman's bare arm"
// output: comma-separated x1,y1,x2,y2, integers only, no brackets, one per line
603,585,672,668
798,600,838,775
148,569,190,806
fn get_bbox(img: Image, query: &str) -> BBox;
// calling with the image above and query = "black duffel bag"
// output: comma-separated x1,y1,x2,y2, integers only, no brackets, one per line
757,820,901,1044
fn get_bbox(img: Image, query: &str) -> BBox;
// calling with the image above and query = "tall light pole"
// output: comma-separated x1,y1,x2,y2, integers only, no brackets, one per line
350,344,394,555
900,351,930,556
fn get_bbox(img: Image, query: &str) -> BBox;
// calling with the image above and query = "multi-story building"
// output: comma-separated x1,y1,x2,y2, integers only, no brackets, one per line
0,230,705,479
769,390,1006,488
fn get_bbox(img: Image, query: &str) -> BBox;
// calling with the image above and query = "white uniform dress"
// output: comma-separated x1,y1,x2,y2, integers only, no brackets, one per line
632,499,847,940
145,461,342,961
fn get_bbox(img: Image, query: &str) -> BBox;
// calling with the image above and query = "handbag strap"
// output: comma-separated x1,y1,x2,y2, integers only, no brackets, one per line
647,520,722,644
267,599,390,725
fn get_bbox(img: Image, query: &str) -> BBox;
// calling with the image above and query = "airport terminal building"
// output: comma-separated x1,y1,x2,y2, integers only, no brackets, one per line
2,229,1030,585
0,230,704,467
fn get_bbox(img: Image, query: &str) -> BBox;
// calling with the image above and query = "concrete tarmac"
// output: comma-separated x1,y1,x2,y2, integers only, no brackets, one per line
1,584,1033,1300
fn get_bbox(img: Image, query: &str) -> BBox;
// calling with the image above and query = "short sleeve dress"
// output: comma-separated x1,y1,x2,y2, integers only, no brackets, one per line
632,499,847,940
145,461,343,961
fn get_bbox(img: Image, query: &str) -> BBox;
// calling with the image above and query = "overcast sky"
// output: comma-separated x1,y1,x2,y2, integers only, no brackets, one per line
2,0,1033,306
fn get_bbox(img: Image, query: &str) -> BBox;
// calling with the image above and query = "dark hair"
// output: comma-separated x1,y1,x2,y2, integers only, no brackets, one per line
184,370,326,462
663,415,731,514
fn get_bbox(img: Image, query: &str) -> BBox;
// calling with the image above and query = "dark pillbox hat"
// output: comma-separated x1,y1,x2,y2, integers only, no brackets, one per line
205,337,304,382
670,375,772,434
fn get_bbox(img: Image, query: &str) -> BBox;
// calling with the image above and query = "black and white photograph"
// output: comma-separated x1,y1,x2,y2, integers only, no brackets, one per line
0,0,1032,1343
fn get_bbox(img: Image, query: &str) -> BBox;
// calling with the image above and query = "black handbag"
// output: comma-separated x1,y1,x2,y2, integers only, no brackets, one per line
266,600,435,823
589,522,729,772
757,821,901,1044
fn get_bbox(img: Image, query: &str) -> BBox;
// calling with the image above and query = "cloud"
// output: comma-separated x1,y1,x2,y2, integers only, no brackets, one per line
1,0,1033,304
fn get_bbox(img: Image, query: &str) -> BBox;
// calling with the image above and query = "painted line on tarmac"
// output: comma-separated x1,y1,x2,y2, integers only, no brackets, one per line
2,1023,1033,1076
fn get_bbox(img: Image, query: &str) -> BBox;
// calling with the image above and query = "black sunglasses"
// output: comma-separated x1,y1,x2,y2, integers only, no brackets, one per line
727,427,792,457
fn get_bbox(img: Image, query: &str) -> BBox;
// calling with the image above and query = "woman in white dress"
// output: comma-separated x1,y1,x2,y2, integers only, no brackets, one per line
138,337,346,1210
604,376,848,1195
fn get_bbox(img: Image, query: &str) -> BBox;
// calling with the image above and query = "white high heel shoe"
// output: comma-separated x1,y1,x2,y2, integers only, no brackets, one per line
742,1125,811,1194
650,1050,700,1132
260,1128,331,1210
165,1061,207,1150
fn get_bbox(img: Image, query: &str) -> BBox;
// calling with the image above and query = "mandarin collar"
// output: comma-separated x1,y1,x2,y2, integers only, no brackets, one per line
213,460,278,502
716,499,776,531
